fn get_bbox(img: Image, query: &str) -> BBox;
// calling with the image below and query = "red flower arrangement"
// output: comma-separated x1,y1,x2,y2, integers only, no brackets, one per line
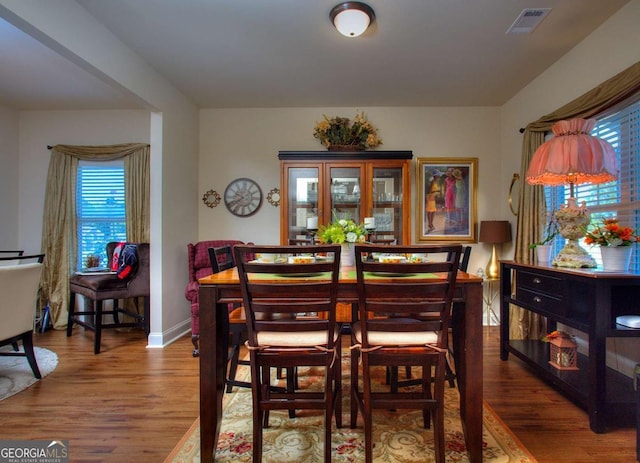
584,218,639,247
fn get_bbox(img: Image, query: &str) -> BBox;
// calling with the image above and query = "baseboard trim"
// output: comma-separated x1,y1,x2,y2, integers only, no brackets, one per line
146,319,191,348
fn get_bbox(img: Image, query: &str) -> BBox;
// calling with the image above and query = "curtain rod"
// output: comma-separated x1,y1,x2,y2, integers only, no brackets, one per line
47,144,150,149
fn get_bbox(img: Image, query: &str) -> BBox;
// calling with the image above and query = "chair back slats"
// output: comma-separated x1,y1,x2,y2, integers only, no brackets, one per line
447,245,471,271
235,244,343,462
351,243,462,463
208,245,235,273
354,244,461,348
234,244,341,349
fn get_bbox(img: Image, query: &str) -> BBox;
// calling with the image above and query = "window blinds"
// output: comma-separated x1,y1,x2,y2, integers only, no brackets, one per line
76,161,127,269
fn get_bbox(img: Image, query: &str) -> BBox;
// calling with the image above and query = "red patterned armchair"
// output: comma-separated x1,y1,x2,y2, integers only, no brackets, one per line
185,240,247,356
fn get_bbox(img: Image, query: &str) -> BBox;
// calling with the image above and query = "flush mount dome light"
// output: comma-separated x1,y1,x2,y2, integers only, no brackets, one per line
330,2,375,38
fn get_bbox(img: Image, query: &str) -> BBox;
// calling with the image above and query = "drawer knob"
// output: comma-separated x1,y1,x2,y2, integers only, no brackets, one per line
533,296,542,303
533,277,542,284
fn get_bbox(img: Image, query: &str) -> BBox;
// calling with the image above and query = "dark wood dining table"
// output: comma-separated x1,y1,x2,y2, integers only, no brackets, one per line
197,267,484,462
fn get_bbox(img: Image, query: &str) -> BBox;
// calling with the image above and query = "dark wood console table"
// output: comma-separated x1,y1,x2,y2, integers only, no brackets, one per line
500,261,640,433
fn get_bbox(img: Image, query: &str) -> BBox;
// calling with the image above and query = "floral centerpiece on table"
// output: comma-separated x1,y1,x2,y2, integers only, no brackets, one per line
584,217,640,247
313,112,382,150
318,216,367,244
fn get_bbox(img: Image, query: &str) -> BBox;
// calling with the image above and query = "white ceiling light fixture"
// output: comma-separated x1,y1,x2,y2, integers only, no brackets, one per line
330,2,375,38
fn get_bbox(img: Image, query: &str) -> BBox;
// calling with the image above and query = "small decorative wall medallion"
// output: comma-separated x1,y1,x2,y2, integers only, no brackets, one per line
224,178,263,217
267,187,281,207
202,189,221,208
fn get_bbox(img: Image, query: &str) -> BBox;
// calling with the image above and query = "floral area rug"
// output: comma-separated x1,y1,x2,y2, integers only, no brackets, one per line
166,355,537,463
0,346,58,401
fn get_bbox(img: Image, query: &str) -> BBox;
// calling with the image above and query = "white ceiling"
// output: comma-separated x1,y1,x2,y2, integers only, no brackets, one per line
0,0,630,110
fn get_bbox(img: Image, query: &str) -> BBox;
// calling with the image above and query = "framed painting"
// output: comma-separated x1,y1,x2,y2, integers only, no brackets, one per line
416,157,478,242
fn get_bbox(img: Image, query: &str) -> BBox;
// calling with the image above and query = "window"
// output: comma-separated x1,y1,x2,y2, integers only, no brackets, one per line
76,161,127,269
546,94,640,271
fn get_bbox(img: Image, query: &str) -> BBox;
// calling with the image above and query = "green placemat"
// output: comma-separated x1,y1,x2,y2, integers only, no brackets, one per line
363,271,437,279
250,272,330,280
250,271,436,280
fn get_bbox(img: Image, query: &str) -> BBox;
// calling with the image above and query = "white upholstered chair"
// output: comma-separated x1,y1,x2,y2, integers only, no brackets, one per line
0,254,45,378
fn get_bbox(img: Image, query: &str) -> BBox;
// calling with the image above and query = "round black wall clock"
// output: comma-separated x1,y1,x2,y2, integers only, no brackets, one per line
224,178,263,217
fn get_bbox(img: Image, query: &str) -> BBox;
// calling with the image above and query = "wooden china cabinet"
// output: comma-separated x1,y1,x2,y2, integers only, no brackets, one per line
278,151,413,245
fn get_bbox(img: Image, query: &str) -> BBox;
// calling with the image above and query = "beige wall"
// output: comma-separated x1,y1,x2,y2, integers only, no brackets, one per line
0,104,19,248
199,106,502,275
17,110,150,251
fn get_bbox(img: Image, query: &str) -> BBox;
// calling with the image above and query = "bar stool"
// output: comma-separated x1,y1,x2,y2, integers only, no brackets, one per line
67,242,150,354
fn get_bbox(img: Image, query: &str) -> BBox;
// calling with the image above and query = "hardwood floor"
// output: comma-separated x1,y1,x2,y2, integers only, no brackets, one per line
1,327,200,463
483,327,637,463
1,326,636,462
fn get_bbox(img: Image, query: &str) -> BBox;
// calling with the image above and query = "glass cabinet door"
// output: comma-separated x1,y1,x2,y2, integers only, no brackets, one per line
371,166,405,244
286,166,319,244
279,152,412,245
328,166,362,225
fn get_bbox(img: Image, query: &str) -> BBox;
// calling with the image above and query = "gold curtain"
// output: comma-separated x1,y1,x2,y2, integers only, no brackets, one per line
511,61,640,340
124,145,151,242
39,143,150,329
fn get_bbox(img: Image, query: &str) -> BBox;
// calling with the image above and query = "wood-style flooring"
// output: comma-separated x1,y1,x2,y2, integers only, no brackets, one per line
0,326,636,462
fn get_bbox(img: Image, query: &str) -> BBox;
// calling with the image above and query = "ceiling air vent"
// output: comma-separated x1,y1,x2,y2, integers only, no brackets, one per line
506,8,551,34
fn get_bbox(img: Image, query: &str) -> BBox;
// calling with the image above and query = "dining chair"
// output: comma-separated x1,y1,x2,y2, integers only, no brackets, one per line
209,244,288,393
351,243,462,463
234,244,342,463
444,245,471,386
390,244,472,390
0,253,45,378
210,246,299,419
0,250,25,267
0,250,24,257
208,245,250,392
67,242,150,354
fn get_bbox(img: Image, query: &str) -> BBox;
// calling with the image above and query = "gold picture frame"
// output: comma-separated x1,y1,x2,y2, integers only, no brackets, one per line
416,157,478,242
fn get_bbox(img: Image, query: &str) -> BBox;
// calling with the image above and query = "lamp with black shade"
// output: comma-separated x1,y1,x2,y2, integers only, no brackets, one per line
479,220,512,279
525,118,617,268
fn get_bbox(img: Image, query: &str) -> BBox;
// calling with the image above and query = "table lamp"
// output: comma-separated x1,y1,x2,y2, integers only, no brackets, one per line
525,118,617,268
479,220,512,279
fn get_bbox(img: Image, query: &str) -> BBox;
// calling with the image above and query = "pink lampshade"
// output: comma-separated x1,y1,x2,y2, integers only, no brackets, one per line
526,118,617,186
